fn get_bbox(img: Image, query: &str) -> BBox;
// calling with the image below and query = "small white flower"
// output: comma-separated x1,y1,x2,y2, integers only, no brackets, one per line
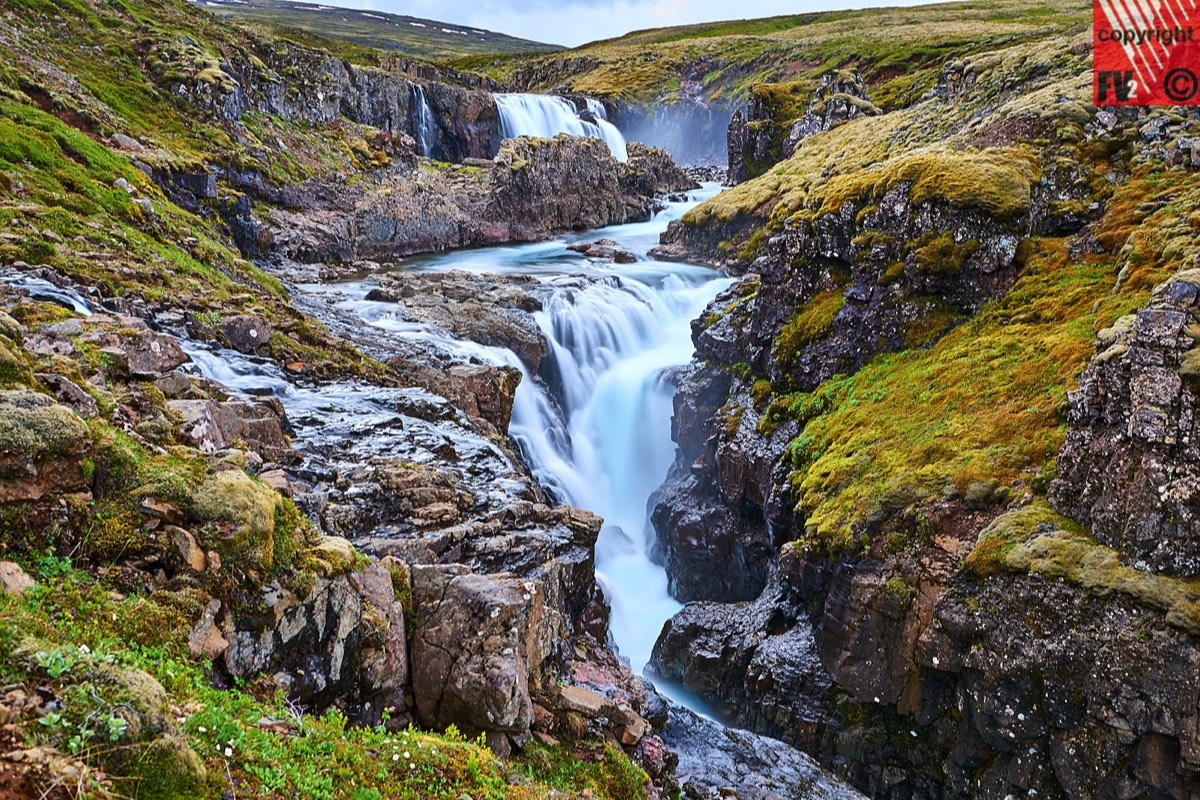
198,727,207,733
79,644,90,654
224,747,233,757
392,754,399,762
404,750,411,759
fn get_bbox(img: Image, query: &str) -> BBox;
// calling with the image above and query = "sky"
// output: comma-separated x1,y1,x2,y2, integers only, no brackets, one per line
320,0,926,48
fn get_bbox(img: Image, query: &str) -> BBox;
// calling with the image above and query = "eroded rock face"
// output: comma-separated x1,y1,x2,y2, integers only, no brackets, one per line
222,561,411,726
410,566,552,747
271,134,692,271
1052,270,1200,575
653,180,1053,603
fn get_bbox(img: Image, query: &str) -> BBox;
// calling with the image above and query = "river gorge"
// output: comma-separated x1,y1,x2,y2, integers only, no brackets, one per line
2,2,1199,797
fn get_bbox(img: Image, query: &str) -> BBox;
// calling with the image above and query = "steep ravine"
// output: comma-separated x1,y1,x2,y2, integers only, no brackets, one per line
642,35,1200,800
282,188,865,799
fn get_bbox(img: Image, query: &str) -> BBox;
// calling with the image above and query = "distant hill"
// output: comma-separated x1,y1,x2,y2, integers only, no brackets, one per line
192,0,562,61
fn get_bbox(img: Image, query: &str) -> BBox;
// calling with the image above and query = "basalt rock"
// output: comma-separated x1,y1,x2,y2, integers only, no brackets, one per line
1052,269,1200,575
221,560,411,726
621,141,700,197
652,177,1061,603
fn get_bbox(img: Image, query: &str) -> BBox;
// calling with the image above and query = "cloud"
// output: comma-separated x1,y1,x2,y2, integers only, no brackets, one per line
330,0,923,47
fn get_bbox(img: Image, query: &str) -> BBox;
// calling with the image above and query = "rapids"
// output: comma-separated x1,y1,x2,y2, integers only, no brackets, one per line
312,186,730,677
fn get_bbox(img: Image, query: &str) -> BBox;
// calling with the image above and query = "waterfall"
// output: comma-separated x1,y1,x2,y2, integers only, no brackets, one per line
412,84,436,159
494,93,629,162
507,270,728,672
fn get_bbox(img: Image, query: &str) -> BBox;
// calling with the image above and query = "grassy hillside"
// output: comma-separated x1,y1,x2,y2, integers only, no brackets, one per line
453,0,1088,106
194,0,561,61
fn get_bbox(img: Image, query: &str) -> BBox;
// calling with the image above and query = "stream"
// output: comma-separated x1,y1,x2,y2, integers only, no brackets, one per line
307,186,732,679
6,183,862,799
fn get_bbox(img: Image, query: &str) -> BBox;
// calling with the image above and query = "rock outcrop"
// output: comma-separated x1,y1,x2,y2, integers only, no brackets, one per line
1052,269,1200,576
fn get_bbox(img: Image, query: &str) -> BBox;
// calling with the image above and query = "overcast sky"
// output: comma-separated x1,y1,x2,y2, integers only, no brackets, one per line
322,0,917,48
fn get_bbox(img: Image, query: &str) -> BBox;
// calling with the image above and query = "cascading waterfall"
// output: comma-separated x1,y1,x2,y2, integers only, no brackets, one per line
494,93,629,162
412,84,437,158
507,269,730,673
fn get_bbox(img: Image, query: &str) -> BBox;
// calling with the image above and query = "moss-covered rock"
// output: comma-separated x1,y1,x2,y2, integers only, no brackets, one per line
302,535,358,576
0,389,89,458
191,469,281,573
0,310,21,344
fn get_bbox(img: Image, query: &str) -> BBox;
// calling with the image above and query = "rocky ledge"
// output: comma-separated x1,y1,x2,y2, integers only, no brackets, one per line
264,137,694,279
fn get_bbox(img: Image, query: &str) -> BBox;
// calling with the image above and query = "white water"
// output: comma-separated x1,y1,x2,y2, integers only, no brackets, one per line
307,187,730,676
412,85,436,159
495,93,629,162
426,189,730,674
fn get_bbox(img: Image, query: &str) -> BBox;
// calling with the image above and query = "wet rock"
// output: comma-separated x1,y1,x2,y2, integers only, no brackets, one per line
569,239,638,263
660,701,863,800
366,271,548,370
218,314,273,354
621,141,700,196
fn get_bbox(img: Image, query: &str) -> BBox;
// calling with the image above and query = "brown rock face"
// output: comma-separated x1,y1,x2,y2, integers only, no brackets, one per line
410,565,554,743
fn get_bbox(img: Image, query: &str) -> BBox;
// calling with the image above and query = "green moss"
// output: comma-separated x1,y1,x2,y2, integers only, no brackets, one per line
911,232,981,275
884,575,915,606
816,149,1040,220
191,469,281,573
774,289,846,363
964,502,1081,577
0,389,89,457
970,505,1200,635
516,741,649,800
785,221,1172,553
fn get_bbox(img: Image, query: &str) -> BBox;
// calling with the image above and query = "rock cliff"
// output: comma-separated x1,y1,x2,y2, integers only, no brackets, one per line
642,28,1200,799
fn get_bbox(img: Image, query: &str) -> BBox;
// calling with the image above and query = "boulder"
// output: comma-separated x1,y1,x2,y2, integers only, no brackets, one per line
36,374,98,418
0,389,90,501
222,562,409,725
123,332,188,379
410,565,554,744
218,315,273,354
169,398,291,461
0,561,34,596
191,470,281,573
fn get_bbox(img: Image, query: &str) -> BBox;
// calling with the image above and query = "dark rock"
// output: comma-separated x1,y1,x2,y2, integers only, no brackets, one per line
36,373,98,418
218,314,273,354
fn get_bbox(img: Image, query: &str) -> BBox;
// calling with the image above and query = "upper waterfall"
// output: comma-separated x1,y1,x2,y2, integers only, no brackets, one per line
412,84,436,159
494,93,629,162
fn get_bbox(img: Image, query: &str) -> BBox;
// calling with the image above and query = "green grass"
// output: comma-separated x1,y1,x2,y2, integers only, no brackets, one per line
202,0,560,62
452,0,1089,105
0,573,644,799
771,159,1197,553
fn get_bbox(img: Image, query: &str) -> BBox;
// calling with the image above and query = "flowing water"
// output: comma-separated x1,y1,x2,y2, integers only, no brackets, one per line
310,186,731,677
411,84,437,159
495,93,629,162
